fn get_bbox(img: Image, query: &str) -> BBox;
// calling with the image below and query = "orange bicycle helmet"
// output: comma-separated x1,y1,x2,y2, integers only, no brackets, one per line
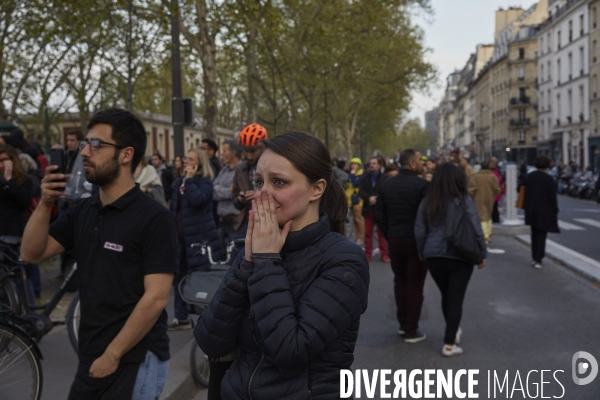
238,124,268,147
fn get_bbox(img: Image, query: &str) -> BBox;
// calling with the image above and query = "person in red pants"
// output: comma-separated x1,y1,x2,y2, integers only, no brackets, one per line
359,157,389,262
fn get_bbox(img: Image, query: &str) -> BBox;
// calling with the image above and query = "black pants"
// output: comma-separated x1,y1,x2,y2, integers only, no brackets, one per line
388,237,428,336
426,258,474,345
492,201,500,223
68,361,140,400
531,226,548,264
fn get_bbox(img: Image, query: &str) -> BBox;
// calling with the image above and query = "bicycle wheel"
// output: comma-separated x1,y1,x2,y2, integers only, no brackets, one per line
65,291,80,355
0,279,22,315
189,341,210,387
0,324,43,400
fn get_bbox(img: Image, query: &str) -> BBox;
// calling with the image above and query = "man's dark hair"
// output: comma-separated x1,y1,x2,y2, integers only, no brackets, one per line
152,151,164,162
480,159,491,170
370,156,383,167
202,138,218,153
66,129,84,142
337,159,346,170
223,140,241,159
399,149,417,168
87,108,147,173
534,155,551,170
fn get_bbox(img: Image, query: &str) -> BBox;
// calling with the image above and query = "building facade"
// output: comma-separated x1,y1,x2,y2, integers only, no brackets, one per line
537,0,590,168
424,107,440,146
589,0,600,171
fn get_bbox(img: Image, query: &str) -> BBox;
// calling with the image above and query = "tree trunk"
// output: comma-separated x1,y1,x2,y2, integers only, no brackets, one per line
245,22,258,124
195,0,218,140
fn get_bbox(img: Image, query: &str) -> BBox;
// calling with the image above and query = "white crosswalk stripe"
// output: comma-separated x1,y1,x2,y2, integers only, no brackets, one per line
558,220,586,230
573,218,600,229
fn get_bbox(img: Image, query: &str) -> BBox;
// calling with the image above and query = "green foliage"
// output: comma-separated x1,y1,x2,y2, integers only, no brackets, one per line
2,0,436,155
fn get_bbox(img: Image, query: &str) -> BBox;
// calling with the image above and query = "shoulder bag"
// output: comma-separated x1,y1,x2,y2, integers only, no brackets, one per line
443,199,484,265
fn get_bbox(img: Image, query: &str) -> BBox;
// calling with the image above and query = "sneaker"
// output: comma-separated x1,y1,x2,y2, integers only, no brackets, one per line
455,327,462,344
168,318,191,331
398,327,405,336
442,344,463,357
532,263,542,269
404,331,426,343
382,255,391,263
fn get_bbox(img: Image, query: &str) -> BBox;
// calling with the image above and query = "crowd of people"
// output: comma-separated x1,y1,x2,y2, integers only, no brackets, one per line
2,107,563,399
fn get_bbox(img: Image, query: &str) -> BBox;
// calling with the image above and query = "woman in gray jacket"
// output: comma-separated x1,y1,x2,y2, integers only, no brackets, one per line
414,163,487,357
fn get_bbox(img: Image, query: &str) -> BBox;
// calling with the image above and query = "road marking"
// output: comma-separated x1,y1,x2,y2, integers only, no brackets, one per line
487,248,506,254
562,209,600,213
558,220,586,230
573,218,600,229
544,239,600,271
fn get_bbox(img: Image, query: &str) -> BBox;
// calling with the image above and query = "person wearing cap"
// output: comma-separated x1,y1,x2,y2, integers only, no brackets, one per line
346,157,365,246
231,124,268,237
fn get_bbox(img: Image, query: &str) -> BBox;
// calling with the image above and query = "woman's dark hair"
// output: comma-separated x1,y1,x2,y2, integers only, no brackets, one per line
423,162,468,226
87,108,147,173
262,131,347,235
534,155,551,170
0,144,28,184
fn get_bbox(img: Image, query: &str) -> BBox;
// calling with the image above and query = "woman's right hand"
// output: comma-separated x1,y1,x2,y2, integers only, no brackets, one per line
185,165,197,179
41,165,66,207
478,259,486,269
245,210,254,262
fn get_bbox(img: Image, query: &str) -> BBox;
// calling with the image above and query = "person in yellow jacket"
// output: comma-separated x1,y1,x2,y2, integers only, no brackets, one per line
346,157,365,246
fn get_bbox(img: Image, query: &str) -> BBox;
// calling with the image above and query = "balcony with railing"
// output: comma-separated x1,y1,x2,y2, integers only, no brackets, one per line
510,118,531,127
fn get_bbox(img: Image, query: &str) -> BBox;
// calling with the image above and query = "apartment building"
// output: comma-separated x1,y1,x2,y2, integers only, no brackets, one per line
537,0,590,167
589,0,600,171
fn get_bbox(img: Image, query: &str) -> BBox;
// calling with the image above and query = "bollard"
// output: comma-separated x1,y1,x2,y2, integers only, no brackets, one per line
502,164,524,226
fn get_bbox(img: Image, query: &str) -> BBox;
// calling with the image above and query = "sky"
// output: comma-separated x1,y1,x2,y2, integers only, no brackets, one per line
409,0,540,125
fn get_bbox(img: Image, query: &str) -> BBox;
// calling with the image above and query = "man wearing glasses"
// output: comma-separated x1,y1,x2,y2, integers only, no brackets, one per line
21,108,178,400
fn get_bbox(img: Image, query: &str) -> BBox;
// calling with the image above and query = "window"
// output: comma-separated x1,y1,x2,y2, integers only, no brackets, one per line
557,94,561,120
580,15,585,36
518,66,525,80
541,37,545,55
594,7,598,28
569,20,573,41
519,109,526,120
548,61,551,80
518,130,526,144
568,53,573,78
594,40,598,62
547,33,551,52
558,31,561,48
548,118,552,133
519,48,525,59
547,89,551,109
568,90,573,118
557,59,561,83
541,91,545,111
541,65,545,82
580,47,584,74
594,75,598,97
519,87,526,98
580,85,584,119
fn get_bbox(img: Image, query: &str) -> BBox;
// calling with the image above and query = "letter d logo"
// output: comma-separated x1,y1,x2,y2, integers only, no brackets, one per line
572,351,598,385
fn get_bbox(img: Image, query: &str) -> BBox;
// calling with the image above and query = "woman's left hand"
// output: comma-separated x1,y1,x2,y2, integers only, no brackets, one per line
251,191,292,254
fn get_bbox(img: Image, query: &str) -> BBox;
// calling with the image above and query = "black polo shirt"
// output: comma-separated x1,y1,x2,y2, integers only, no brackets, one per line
49,184,178,365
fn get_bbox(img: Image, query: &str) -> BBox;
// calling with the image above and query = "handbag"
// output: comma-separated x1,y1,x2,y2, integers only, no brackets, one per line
178,268,228,314
443,199,484,265
516,186,526,209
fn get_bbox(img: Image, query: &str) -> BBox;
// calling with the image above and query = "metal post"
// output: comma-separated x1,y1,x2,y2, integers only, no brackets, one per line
170,0,185,159
502,164,523,226
324,90,329,150
44,105,50,154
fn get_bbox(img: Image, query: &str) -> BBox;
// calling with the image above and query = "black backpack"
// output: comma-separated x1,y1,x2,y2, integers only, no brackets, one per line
443,199,484,265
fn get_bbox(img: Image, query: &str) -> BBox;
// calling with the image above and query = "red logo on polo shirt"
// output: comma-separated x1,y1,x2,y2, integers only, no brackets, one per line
104,242,124,252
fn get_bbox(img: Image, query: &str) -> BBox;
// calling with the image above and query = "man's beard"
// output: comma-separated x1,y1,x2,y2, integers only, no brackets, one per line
84,157,120,187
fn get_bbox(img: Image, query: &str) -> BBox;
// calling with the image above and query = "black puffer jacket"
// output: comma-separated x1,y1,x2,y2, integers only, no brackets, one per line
374,169,428,239
195,214,370,400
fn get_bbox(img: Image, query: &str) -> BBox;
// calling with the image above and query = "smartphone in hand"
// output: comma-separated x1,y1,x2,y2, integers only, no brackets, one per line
50,148,66,191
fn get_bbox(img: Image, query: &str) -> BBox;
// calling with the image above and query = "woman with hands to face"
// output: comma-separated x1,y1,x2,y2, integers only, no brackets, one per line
195,131,370,400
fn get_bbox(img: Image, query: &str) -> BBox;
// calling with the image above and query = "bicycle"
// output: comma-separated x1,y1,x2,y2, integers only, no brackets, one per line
182,238,245,388
0,236,81,354
0,308,43,400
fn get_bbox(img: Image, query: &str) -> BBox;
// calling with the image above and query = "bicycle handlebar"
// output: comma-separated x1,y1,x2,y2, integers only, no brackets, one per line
190,238,246,266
